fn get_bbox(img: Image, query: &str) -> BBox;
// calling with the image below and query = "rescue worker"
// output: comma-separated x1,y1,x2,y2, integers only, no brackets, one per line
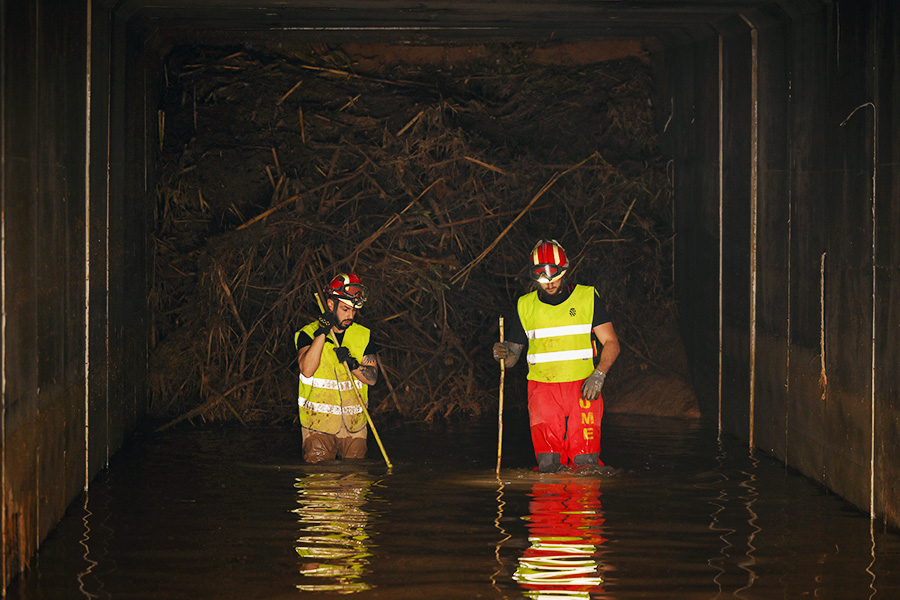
493,240,620,473
295,273,378,463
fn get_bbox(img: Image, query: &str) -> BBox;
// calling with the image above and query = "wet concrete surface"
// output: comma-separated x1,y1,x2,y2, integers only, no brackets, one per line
8,410,900,599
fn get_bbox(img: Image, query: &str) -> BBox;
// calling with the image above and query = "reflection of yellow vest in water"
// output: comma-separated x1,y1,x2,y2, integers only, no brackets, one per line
517,285,596,383
295,322,370,434
295,472,373,593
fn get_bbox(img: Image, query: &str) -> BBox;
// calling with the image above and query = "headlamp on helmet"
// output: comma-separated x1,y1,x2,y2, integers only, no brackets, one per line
325,273,369,309
529,239,568,283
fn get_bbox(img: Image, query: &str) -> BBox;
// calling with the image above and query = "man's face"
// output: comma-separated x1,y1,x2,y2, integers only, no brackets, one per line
328,299,358,330
538,276,564,295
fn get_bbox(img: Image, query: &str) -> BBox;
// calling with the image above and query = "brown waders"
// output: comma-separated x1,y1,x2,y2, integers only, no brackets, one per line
302,426,367,463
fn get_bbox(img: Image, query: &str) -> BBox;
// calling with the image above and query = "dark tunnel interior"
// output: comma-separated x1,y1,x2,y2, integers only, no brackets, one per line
130,0,792,431
3,0,900,589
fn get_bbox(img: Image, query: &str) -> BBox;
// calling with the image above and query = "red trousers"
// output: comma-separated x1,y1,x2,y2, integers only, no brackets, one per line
527,379,603,467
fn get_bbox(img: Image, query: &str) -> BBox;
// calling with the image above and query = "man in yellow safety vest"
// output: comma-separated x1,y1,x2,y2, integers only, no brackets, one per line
493,240,620,472
295,273,379,463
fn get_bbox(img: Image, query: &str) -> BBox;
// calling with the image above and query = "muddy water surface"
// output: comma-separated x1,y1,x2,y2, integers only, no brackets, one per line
9,412,900,599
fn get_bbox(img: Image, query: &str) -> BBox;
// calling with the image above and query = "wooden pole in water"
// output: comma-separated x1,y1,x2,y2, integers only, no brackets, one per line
496,316,505,475
315,293,392,469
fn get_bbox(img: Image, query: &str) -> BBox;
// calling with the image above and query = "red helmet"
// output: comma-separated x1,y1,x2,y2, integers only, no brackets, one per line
529,239,568,283
325,273,369,309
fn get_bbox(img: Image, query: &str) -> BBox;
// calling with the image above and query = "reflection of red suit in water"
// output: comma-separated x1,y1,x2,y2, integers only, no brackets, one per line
514,481,606,596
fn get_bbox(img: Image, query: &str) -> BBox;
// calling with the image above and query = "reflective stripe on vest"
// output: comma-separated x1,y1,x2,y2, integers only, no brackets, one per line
297,373,366,416
298,397,365,416
518,285,595,383
296,322,370,434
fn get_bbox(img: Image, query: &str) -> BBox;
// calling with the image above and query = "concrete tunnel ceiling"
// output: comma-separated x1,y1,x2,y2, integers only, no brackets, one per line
115,0,808,44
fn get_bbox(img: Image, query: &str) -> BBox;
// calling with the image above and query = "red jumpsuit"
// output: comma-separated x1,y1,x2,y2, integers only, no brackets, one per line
528,379,604,469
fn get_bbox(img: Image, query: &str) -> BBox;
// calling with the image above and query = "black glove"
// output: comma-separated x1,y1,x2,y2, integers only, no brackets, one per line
334,346,360,371
314,312,336,337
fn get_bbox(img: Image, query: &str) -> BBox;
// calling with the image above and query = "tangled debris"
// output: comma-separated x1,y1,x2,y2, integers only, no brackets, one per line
150,43,688,428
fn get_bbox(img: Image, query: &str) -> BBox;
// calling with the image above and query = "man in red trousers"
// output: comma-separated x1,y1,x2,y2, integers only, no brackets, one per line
493,239,620,472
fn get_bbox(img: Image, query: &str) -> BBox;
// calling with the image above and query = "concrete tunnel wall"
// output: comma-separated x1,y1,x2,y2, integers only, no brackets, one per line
664,1,900,527
1,0,153,589
2,0,900,592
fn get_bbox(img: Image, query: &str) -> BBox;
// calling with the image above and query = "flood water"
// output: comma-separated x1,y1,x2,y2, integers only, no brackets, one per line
9,410,900,599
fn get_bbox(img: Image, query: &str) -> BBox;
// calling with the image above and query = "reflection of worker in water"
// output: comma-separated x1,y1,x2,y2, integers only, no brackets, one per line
493,239,620,473
295,273,379,463
513,480,606,597
294,472,374,593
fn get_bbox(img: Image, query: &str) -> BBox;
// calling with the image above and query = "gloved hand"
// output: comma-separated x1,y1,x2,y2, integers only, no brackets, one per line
314,312,336,337
492,341,523,367
581,369,606,401
334,346,360,371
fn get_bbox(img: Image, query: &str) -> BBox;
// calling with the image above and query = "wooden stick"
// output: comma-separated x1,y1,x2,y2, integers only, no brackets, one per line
618,197,638,234
298,64,435,90
397,110,424,136
463,156,508,175
398,204,553,235
215,263,248,338
315,293,393,468
451,153,599,287
271,147,282,175
156,383,246,432
325,178,442,272
496,316,505,475
376,354,403,413
299,105,306,144
235,195,299,231
277,79,303,105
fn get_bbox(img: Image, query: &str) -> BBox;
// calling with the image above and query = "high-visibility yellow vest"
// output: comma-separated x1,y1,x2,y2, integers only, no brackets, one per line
517,285,596,383
295,322,370,434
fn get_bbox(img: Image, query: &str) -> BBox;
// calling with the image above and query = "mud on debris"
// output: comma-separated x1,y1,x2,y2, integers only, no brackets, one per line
150,43,698,428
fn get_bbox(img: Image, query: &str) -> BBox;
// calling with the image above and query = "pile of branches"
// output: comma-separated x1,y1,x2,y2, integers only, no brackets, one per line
149,44,674,427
